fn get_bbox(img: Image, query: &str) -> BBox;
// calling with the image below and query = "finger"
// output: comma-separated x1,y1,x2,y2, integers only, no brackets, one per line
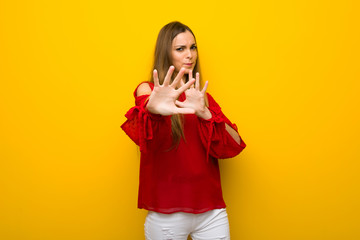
188,69,195,89
163,66,175,86
201,80,209,94
171,67,186,88
180,80,185,87
195,72,200,90
177,77,195,93
175,100,186,108
153,69,159,87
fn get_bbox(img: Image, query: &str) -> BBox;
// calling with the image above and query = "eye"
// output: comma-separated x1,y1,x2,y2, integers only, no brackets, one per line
191,45,197,50
176,47,183,51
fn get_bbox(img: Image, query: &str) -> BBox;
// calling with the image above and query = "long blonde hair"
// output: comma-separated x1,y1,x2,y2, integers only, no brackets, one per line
150,21,202,145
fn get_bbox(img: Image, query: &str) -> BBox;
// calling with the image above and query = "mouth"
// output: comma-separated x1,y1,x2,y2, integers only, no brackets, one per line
184,63,193,67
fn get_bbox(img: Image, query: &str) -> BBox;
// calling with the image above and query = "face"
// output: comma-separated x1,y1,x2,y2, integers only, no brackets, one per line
171,30,198,75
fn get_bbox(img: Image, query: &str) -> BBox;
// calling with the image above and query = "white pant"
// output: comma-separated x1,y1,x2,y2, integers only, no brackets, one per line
144,208,230,240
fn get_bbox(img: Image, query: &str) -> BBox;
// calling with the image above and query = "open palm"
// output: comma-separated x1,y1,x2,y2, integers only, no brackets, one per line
147,66,196,116
175,71,209,116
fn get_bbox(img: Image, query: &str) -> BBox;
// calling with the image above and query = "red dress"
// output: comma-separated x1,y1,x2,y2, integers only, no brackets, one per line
121,82,246,214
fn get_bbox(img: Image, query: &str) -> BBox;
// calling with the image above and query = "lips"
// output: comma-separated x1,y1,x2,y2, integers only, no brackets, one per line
184,63,193,66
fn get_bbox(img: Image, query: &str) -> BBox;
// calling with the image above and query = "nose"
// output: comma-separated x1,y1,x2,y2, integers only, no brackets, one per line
186,49,193,59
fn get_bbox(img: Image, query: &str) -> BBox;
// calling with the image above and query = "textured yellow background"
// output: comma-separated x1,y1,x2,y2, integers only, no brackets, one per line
1,0,359,239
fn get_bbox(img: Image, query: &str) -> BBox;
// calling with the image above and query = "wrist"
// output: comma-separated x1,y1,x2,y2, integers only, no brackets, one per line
196,107,212,120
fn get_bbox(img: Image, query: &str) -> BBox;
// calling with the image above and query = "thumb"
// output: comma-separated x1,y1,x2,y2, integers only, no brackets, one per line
175,100,186,108
175,107,195,115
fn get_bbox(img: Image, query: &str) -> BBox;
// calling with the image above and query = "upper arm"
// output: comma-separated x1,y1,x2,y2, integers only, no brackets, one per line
225,123,241,145
136,82,152,97
204,93,209,107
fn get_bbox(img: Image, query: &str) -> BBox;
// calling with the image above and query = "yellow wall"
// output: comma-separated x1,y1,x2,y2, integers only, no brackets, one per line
1,0,359,239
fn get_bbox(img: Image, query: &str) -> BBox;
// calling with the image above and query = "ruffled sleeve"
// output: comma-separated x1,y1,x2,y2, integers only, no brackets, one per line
120,82,171,153
198,93,246,160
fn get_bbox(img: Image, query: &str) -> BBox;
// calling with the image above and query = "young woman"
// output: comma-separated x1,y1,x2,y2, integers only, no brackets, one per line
121,21,246,240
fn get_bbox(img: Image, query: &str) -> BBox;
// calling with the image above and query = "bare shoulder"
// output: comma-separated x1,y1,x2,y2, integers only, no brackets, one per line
136,82,152,97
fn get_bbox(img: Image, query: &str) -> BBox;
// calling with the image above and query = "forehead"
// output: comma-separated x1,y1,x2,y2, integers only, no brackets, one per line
172,30,196,46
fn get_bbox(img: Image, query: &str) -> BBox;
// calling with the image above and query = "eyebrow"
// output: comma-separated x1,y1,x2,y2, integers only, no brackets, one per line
174,44,197,47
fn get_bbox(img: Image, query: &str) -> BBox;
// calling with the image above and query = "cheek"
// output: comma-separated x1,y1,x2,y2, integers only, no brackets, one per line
173,52,182,61
172,55,183,68
170,52,177,63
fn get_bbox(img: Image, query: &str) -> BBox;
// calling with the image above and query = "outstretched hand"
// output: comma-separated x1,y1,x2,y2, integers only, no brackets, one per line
175,70,212,119
147,66,196,116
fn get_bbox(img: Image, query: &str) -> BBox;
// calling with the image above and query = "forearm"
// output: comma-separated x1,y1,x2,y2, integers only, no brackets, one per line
196,107,212,120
